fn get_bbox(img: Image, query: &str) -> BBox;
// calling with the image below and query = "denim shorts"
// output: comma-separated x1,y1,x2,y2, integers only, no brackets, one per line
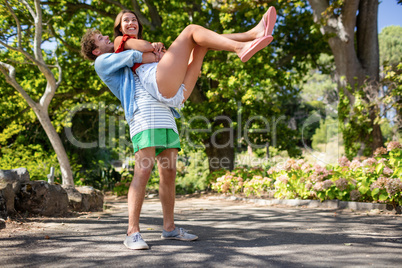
136,63,185,109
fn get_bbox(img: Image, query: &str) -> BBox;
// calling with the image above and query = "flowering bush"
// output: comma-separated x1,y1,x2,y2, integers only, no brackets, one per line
209,142,402,207
211,166,271,196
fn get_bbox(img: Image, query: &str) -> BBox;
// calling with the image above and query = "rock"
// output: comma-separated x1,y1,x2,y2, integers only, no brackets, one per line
0,218,5,229
77,186,104,212
0,182,15,218
0,187,8,219
0,168,30,194
64,186,104,212
63,186,83,212
15,181,69,216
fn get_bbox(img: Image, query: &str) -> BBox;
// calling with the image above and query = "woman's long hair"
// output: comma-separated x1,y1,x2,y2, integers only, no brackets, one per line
114,10,143,39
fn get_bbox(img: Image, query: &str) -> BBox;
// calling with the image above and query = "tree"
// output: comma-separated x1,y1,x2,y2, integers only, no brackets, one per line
0,0,74,186
379,26,402,66
379,26,402,141
308,0,384,157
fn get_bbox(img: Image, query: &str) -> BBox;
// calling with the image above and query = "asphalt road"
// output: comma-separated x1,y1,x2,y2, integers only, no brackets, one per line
1,195,402,267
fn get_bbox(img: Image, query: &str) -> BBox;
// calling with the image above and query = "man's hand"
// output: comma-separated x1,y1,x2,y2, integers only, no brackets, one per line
151,42,165,53
154,51,165,61
142,52,159,63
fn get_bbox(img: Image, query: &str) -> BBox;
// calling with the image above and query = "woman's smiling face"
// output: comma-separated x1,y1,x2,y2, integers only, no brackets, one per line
120,13,139,37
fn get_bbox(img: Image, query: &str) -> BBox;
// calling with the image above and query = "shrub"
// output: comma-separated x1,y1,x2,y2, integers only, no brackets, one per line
209,142,402,207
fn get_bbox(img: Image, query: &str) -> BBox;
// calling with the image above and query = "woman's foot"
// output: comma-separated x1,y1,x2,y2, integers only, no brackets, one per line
238,35,273,62
252,6,277,39
263,6,277,36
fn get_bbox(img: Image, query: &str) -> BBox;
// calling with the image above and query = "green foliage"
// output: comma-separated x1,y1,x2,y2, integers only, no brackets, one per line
76,160,123,191
338,87,375,158
312,117,341,149
175,152,210,194
0,143,59,181
379,26,402,66
111,169,133,197
211,166,270,196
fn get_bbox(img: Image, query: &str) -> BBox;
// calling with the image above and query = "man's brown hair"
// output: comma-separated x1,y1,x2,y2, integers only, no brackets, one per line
81,29,100,61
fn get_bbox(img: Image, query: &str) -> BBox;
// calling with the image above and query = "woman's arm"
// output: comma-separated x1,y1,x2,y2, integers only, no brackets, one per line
114,36,154,52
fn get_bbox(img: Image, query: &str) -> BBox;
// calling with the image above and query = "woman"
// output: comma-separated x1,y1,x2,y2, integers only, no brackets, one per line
114,7,277,108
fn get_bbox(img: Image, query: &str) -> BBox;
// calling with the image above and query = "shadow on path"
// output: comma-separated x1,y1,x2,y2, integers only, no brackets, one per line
1,196,401,267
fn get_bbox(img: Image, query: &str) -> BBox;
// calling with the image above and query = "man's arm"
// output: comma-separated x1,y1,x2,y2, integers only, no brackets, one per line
95,50,143,75
142,52,159,63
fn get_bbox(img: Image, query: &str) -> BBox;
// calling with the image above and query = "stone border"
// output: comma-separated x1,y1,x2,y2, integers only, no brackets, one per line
215,195,401,214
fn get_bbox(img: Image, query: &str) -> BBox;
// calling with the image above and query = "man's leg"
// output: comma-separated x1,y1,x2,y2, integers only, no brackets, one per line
127,147,156,235
156,148,198,241
156,148,178,232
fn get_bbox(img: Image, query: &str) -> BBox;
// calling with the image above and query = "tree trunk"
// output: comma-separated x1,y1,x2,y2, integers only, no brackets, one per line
204,130,235,172
36,109,74,186
308,0,383,155
189,82,235,172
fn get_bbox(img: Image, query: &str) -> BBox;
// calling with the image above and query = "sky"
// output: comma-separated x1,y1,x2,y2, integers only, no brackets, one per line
378,0,402,32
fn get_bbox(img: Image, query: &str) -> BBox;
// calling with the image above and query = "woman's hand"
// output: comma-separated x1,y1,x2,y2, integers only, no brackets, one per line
151,42,165,53
153,51,165,62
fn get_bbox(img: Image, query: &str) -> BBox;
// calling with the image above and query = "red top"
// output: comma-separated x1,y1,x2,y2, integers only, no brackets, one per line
115,34,143,72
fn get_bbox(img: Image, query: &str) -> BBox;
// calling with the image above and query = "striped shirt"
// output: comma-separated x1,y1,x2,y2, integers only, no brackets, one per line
129,74,178,138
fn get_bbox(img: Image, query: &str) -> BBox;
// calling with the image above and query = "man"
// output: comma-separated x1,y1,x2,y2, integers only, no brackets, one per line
80,29,198,250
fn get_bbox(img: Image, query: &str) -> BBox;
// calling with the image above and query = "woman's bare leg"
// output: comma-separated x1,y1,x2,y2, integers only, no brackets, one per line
222,17,266,42
157,24,257,98
182,45,208,102
219,7,276,42
156,7,276,99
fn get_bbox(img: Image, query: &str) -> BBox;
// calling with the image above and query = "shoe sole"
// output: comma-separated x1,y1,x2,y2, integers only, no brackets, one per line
124,241,149,250
264,6,277,36
161,236,198,241
240,36,273,62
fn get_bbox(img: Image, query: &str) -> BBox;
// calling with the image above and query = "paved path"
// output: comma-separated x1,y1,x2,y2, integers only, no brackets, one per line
1,195,402,267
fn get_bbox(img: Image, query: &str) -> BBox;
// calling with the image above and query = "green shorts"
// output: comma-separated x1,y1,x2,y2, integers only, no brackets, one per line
132,128,181,156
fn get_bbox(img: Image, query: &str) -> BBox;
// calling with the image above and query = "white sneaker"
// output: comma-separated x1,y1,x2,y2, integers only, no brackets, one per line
161,227,198,241
124,232,149,250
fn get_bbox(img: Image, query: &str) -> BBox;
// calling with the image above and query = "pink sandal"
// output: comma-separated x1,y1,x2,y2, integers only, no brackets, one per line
263,6,277,36
240,35,273,62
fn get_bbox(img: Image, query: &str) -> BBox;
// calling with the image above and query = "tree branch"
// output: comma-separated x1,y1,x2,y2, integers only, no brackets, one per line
342,0,360,35
31,0,44,62
4,0,22,49
308,0,351,42
126,0,154,30
48,24,81,53
25,0,57,109
101,0,129,10
54,53,62,86
0,61,38,111
21,0,37,21
0,39,57,76
307,0,329,24
144,0,162,28
129,0,151,26
41,1,115,18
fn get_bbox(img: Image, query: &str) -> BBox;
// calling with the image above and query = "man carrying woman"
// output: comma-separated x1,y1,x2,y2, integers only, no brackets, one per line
80,6,276,250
